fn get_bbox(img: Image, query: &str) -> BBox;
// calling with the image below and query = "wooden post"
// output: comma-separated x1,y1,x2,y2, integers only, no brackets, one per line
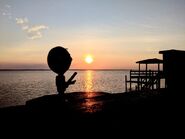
158,63,160,71
158,78,161,89
130,70,131,91
146,64,148,75
146,64,148,87
138,64,141,90
158,63,161,89
152,71,154,90
125,75,127,92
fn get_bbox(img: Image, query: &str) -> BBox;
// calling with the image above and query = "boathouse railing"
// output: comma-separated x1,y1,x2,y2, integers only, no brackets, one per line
125,70,164,92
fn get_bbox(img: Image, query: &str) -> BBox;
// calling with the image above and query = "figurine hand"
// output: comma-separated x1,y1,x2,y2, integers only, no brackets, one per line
68,80,76,85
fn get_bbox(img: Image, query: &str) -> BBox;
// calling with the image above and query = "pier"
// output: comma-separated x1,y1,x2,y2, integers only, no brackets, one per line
125,58,165,92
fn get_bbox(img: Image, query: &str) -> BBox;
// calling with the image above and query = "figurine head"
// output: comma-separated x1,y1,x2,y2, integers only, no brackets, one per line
47,46,72,74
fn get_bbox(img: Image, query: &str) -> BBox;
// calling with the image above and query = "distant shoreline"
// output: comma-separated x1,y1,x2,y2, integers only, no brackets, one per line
0,69,130,71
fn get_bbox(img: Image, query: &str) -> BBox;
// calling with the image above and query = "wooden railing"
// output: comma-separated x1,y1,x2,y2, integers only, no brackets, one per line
125,70,164,92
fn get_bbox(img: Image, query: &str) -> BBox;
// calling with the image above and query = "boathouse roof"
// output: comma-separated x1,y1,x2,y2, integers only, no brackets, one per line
159,49,185,54
136,58,163,64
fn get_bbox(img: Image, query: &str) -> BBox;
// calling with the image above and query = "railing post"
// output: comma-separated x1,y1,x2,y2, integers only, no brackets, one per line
125,75,127,92
152,71,154,90
138,64,141,91
130,70,131,91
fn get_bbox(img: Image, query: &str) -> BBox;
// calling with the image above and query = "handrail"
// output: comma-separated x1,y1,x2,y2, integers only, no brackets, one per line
125,70,164,92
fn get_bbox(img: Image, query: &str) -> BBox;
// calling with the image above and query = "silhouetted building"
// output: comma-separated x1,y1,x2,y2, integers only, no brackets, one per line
159,49,185,92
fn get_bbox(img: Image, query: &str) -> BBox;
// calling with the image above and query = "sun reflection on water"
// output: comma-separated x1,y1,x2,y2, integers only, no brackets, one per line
85,70,93,93
83,70,103,113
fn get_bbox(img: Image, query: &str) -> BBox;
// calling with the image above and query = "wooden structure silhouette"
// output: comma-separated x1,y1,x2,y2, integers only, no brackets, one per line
125,58,164,92
159,49,185,93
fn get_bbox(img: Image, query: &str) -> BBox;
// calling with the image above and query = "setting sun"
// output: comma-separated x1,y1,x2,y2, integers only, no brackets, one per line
85,55,93,64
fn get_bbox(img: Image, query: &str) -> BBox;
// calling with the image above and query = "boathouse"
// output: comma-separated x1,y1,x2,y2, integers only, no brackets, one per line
125,58,164,92
159,49,185,92
125,49,185,93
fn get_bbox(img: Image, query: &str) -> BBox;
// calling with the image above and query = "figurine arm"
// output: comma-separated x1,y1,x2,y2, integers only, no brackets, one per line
66,72,77,86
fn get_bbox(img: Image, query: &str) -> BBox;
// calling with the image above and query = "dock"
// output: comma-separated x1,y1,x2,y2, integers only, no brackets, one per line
125,58,165,92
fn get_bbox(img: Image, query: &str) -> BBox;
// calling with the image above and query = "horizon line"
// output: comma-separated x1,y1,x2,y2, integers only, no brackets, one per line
0,68,131,71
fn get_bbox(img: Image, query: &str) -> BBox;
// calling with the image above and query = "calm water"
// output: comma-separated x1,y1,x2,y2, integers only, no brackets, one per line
0,70,129,107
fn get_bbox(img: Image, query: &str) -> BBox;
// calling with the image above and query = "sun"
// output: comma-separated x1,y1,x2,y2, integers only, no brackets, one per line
85,55,93,64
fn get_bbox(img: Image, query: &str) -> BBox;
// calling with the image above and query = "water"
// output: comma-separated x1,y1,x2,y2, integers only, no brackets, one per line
0,70,129,107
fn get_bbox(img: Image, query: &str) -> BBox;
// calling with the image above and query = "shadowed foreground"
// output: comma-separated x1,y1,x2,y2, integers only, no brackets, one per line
0,90,184,135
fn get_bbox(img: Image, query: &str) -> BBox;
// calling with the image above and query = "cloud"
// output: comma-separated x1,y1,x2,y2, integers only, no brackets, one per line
1,4,48,40
15,17,28,24
27,25,49,39
1,4,12,19
0,4,49,40
15,17,49,40
22,25,29,30
27,25,48,32
28,31,42,39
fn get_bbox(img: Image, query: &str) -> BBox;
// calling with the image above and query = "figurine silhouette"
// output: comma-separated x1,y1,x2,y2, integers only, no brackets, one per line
47,46,77,96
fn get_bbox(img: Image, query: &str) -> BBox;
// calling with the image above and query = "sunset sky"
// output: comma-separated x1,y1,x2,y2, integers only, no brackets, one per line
0,0,185,69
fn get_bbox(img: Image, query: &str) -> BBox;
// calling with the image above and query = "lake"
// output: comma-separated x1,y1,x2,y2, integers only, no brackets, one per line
0,70,129,107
